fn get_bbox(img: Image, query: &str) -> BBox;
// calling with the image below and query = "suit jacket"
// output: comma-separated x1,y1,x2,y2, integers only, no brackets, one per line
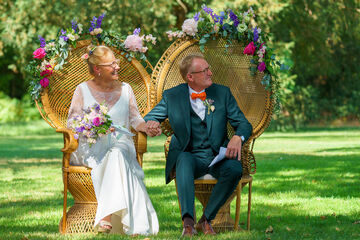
144,83,253,184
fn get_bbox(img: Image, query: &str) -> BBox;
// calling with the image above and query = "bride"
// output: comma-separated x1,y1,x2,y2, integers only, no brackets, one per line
67,45,160,235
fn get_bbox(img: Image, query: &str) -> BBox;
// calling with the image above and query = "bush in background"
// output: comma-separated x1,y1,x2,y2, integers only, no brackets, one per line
0,92,40,123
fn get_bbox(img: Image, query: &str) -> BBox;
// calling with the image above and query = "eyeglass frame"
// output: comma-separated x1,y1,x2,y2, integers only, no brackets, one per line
190,66,212,75
97,59,120,68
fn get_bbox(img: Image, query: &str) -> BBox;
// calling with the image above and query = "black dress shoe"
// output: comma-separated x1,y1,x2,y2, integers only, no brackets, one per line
181,225,197,237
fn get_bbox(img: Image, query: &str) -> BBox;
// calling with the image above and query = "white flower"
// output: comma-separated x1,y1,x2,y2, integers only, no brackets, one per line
237,23,247,33
210,105,215,112
44,42,55,51
90,28,103,35
176,31,185,38
77,23,83,34
140,46,148,53
40,60,50,71
124,34,143,52
94,28,103,35
182,18,198,36
100,105,108,114
67,33,76,41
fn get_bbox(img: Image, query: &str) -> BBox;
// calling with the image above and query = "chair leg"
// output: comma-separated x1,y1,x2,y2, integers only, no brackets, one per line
234,183,241,230
247,179,252,230
62,172,68,233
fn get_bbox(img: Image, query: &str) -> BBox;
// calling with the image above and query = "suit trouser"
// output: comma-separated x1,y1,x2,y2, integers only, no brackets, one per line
176,150,243,221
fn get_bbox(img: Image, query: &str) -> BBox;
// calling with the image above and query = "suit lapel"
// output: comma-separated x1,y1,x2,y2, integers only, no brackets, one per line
179,84,191,136
205,87,214,136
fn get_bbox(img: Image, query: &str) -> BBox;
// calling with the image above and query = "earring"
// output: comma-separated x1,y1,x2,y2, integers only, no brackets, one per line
98,72,101,77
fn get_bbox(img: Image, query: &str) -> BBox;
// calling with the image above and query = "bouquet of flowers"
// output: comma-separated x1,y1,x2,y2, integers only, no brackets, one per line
68,102,114,147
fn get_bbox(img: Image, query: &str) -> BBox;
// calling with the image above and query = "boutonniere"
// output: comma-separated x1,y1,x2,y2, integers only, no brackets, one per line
203,98,215,115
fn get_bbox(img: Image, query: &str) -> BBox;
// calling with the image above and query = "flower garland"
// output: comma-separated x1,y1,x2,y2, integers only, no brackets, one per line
166,5,288,90
26,13,157,100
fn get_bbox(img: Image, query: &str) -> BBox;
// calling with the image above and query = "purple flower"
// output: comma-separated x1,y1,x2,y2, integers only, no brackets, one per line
253,27,259,42
89,16,97,32
74,133,79,139
211,13,220,23
219,12,226,25
133,28,141,35
75,126,85,133
96,13,106,28
202,6,213,15
38,35,46,48
258,62,266,72
59,29,68,41
95,104,100,112
229,10,239,27
71,20,78,33
85,123,92,130
194,12,200,21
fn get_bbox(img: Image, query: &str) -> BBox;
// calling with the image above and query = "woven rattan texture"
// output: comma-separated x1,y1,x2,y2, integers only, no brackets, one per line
42,39,150,129
151,38,273,139
59,204,97,234
67,169,97,203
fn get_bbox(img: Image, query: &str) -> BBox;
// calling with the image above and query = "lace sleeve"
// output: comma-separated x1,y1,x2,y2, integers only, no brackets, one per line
127,83,145,130
67,86,84,128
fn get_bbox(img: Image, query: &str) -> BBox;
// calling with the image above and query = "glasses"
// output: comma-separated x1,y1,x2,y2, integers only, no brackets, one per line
190,66,211,75
97,59,120,68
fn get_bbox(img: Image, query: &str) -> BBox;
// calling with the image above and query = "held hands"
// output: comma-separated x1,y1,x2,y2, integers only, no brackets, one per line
226,135,242,160
145,121,162,137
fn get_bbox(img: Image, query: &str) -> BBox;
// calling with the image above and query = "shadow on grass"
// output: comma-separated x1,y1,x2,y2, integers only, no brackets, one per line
250,202,360,240
0,136,63,159
254,152,360,198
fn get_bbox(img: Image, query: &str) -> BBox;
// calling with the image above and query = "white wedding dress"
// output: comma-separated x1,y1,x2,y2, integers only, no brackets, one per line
68,81,159,235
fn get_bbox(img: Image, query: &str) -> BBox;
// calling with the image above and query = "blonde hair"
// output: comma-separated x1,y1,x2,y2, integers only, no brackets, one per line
179,53,205,82
86,45,114,75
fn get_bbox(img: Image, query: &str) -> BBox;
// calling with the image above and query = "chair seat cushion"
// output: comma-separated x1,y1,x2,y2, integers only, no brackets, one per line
196,174,216,180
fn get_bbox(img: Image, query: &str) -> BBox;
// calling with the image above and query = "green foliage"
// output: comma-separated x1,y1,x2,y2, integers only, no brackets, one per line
1,0,359,127
0,92,40,123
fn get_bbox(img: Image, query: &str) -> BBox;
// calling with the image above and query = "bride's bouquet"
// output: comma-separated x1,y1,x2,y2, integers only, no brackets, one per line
68,102,114,146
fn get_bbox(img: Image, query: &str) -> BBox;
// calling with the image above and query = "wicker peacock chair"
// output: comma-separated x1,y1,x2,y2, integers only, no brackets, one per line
35,39,151,234
150,38,273,232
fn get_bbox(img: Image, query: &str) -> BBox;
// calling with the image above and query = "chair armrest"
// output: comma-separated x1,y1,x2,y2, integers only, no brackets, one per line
56,128,79,154
136,132,147,154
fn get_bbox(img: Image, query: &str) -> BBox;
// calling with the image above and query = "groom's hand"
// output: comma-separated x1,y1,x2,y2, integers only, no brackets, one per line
226,135,242,160
146,121,162,137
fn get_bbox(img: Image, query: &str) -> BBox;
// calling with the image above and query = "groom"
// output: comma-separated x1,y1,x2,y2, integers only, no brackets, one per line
144,53,252,236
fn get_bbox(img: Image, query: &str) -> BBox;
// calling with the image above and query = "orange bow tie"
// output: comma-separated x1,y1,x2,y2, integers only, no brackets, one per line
191,92,206,101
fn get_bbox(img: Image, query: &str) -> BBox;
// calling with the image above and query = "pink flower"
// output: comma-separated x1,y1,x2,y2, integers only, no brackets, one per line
124,34,143,52
243,42,256,55
40,69,53,77
258,62,266,72
39,77,49,88
81,53,89,60
182,19,198,36
33,48,46,59
93,117,101,127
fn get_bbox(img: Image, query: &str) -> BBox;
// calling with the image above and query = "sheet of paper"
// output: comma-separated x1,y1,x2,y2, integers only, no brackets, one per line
208,147,227,167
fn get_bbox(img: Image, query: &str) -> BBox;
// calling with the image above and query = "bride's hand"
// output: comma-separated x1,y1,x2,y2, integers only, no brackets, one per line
145,121,162,137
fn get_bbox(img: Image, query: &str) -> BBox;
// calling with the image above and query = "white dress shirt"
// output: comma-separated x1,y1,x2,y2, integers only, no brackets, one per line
188,85,245,142
188,86,206,120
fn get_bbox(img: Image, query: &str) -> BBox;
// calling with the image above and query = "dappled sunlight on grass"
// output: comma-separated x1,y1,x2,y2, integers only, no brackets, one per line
1,123,359,239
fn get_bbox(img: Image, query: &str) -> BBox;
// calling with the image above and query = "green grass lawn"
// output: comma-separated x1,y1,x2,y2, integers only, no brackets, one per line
0,121,359,240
